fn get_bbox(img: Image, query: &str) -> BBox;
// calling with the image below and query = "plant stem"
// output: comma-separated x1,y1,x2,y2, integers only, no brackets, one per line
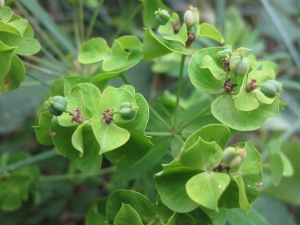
173,54,186,129
0,150,58,175
40,166,117,181
15,2,70,65
79,0,85,44
145,132,172,136
24,55,66,73
86,0,105,40
26,71,52,88
110,4,143,44
149,106,172,131
24,62,65,77
120,73,131,85
177,105,211,132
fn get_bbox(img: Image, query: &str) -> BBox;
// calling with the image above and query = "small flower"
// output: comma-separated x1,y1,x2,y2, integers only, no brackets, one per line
221,58,230,72
102,109,114,124
246,79,258,93
71,109,85,124
224,78,238,93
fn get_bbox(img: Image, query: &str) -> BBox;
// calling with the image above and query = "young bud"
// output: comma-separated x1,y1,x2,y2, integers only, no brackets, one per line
229,55,250,76
246,79,258,93
183,6,199,27
155,8,171,25
222,146,247,169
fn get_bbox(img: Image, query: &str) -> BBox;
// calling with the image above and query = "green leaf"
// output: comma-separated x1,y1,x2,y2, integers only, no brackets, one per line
71,83,102,119
186,172,230,211
227,208,269,225
57,95,82,127
199,23,224,44
278,152,293,177
158,12,179,34
156,194,174,223
114,204,144,225
99,86,136,123
162,23,188,46
91,115,130,154
188,47,225,94
78,38,109,64
113,137,168,180
7,19,28,36
85,198,108,225
0,31,41,55
200,207,228,225
51,117,102,174
34,112,54,145
200,55,227,80
0,181,22,211
143,28,197,59
0,7,13,23
106,91,153,165
63,76,89,96
71,123,85,157
142,0,169,27
106,189,156,223
268,153,283,186
102,40,130,71
184,124,231,150
233,176,250,211
0,43,14,78
211,94,279,131
262,61,278,79
180,137,223,171
0,54,25,93
166,212,196,225
155,163,200,213
117,35,143,49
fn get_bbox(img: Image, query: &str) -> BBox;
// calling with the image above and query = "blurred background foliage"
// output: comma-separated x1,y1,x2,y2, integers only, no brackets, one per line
0,0,300,224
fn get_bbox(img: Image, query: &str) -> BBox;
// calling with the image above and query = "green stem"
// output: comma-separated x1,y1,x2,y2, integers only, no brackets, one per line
73,5,82,52
26,71,52,88
149,106,172,131
24,62,65,77
79,0,85,44
120,73,131,85
110,4,143,44
15,2,70,65
0,150,58,175
145,132,172,136
177,105,211,132
173,54,186,128
40,166,116,181
24,55,66,73
86,0,105,40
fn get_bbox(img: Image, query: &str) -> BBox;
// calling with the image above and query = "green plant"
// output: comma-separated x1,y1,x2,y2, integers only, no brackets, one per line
0,1,297,224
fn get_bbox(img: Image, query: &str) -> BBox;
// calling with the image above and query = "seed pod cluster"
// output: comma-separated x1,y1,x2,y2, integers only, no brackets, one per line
229,55,250,76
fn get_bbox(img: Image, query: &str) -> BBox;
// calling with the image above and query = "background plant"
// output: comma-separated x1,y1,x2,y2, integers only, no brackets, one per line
0,0,300,225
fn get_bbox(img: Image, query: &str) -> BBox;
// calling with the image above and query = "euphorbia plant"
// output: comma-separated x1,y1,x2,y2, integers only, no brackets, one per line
0,1,290,224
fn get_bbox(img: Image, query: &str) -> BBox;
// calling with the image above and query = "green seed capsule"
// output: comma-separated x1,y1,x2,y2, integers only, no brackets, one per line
119,108,137,120
155,9,170,25
48,104,63,116
260,82,277,98
266,80,281,92
52,96,68,107
229,55,250,76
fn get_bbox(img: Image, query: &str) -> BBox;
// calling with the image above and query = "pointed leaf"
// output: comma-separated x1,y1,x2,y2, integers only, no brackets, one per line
155,162,200,213
106,189,156,223
78,38,109,64
227,208,269,225
91,115,130,154
0,54,25,93
186,172,230,210
0,46,14,77
34,112,54,145
211,94,279,131
71,123,85,157
199,23,224,44
63,76,89,96
188,47,225,94
200,55,227,80
166,212,195,225
71,83,102,118
180,137,223,171
184,124,230,150
162,23,188,46
269,153,283,186
0,7,13,23
7,19,28,36
102,40,130,71
51,117,102,174
233,176,250,211
114,204,143,225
